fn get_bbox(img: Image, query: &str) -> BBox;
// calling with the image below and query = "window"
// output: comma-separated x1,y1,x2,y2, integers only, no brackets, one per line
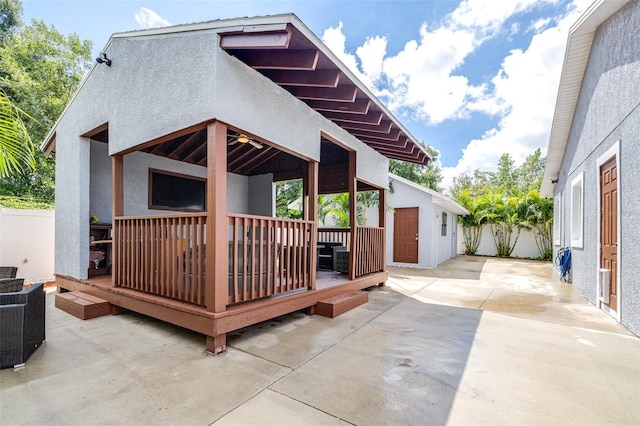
441,212,447,236
570,172,584,248
553,193,561,246
149,169,206,211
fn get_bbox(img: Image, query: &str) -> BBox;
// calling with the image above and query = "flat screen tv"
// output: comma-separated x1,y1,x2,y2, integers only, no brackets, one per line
149,168,206,211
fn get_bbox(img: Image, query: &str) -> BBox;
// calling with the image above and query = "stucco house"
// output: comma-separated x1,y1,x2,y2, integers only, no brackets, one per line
541,0,639,335
41,14,431,353
386,174,468,268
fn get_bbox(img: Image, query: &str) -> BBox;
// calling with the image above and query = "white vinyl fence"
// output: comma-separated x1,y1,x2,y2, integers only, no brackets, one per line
457,223,541,259
0,207,55,282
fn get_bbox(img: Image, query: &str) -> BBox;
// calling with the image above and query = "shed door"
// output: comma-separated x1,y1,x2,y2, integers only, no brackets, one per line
394,207,419,263
600,157,618,312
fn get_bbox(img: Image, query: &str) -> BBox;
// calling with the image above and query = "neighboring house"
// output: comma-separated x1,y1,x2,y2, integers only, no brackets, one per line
541,0,639,335
40,14,431,353
386,174,468,268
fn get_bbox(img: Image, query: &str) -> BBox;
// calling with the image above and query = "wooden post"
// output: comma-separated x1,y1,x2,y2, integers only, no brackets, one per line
348,151,357,280
308,160,318,289
379,187,387,278
206,121,228,354
112,155,124,286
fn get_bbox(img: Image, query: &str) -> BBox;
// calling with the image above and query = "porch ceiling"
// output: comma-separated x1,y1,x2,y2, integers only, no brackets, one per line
141,131,376,192
219,23,430,167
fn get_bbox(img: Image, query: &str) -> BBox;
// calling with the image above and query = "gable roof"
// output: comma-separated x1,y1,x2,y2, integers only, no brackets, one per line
541,0,630,196
42,14,430,166
389,173,469,216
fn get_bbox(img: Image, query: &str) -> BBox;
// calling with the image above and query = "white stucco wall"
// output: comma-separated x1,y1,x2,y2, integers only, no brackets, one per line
0,207,55,281
386,181,433,268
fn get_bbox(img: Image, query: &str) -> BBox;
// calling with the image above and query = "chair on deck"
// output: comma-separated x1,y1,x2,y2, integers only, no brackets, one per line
0,283,46,368
0,267,23,294
0,266,18,279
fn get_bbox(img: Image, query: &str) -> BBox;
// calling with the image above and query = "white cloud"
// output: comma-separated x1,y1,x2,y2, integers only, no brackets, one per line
134,7,171,29
320,0,592,191
440,0,591,189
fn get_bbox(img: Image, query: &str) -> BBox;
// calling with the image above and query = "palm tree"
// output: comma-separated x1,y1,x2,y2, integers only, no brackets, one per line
0,89,35,178
480,191,522,258
517,190,553,260
456,189,484,255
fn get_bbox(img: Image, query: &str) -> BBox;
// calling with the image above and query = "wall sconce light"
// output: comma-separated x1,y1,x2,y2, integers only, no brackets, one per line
96,52,111,67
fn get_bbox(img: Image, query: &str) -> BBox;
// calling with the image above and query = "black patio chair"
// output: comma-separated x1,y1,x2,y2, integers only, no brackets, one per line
0,266,18,279
0,283,46,368
0,278,24,293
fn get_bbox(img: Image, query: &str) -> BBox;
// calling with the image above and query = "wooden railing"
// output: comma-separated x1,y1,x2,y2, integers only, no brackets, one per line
354,226,385,277
113,213,315,307
317,227,350,247
113,213,207,306
228,214,314,304
112,215,380,304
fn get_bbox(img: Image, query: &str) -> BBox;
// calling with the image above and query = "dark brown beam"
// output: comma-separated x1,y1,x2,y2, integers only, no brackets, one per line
324,109,383,125
287,85,357,102
241,49,319,70
261,69,339,87
304,98,370,114
167,130,206,159
236,148,281,175
183,140,208,164
339,120,393,133
359,137,410,149
349,128,402,142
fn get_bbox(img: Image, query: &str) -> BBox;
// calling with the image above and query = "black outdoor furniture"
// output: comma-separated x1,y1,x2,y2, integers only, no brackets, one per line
0,283,46,368
0,266,18,279
0,278,24,293
317,242,346,270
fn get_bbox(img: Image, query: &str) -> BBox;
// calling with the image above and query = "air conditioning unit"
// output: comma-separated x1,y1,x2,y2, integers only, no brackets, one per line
598,269,610,303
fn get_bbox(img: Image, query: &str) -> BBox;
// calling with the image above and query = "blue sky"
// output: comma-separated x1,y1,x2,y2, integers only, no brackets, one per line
22,0,593,187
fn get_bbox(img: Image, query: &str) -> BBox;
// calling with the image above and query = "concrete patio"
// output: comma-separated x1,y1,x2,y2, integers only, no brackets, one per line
1,256,638,425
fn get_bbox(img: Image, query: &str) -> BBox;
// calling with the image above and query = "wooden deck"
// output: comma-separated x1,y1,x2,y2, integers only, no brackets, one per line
55,269,387,351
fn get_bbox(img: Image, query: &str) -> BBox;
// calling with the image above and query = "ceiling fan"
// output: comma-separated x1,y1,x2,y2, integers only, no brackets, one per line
228,133,263,149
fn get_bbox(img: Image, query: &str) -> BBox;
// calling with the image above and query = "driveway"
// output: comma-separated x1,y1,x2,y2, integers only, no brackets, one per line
1,256,638,425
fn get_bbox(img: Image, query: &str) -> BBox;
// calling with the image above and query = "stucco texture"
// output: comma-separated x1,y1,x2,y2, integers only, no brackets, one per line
52,23,391,279
554,0,640,335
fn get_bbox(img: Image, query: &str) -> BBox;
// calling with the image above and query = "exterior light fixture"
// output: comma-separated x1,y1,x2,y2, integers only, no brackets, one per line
96,52,111,66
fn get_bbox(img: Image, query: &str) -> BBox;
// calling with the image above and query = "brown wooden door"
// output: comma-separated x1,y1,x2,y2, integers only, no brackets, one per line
394,207,419,263
600,157,618,311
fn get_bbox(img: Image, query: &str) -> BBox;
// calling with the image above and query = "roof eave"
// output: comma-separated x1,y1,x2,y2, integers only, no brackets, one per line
541,0,630,197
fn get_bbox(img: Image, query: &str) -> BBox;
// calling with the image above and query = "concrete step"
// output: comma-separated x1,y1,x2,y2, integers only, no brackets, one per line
316,290,368,318
55,291,111,320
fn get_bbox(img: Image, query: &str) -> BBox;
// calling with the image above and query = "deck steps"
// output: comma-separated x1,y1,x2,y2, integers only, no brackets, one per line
315,290,368,318
55,291,111,320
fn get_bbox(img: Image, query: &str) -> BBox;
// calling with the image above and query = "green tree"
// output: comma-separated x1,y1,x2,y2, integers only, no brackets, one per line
479,191,523,258
0,88,34,177
389,145,442,191
275,180,303,219
0,0,22,42
456,189,484,255
490,153,517,195
515,148,545,194
517,190,553,260
0,16,92,203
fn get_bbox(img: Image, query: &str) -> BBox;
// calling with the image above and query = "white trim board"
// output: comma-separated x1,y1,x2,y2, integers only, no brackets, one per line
596,140,621,322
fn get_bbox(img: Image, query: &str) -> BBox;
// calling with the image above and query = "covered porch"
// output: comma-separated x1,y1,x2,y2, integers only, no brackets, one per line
58,120,388,353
